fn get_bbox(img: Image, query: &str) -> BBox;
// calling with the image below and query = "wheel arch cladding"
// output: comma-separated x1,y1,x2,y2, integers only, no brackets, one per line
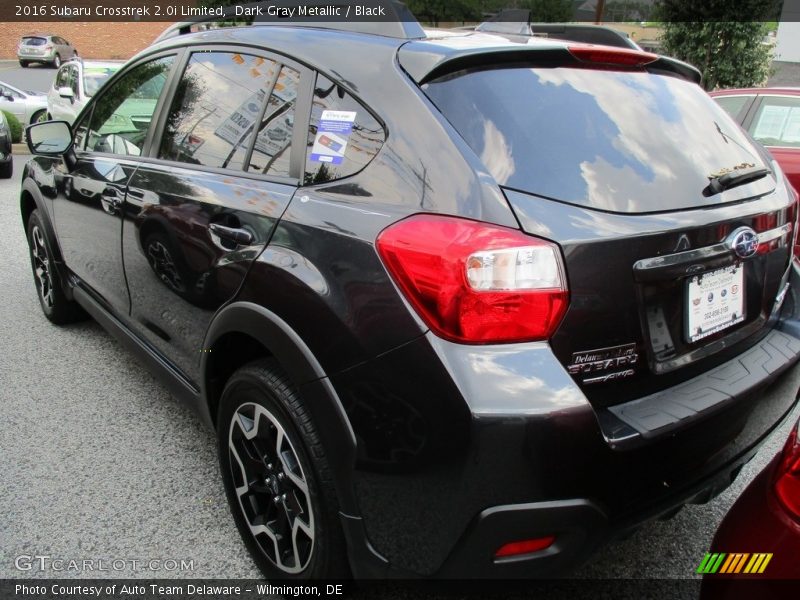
202,301,359,515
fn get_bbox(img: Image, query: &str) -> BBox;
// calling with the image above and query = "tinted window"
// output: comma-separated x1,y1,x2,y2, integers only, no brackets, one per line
0,84,22,99
22,37,46,46
748,96,800,148
714,95,753,122
247,66,300,178
86,56,173,156
55,66,70,89
159,52,279,171
424,67,769,213
304,74,386,185
68,66,79,96
84,65,120,97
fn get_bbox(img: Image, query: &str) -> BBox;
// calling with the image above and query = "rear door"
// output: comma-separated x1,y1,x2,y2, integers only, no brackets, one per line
122,47,308,384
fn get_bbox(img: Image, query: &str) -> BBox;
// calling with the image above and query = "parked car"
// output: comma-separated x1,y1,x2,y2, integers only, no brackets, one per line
710,88,800,194
0,81,48,125
0,111,12,178
20,11,800,581
17,34,77,68
698,416,799,597
47,59,122,124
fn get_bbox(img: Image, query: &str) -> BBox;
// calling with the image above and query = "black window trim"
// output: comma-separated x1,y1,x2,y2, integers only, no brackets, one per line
145,43,313,186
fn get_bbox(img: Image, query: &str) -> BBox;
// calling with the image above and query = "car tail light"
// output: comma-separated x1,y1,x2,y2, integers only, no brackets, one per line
495,536,556,558
774,419,800,521
568,45,658,67
789,182,800,261
376,215,569,344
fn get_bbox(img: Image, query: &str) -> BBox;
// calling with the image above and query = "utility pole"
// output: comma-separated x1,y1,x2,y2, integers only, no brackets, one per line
595,0,606,24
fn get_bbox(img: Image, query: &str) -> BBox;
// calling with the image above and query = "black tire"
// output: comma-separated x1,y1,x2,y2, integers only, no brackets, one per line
218,359,350,580
26,210,86,324
19,60,29,68
31,109,47,124
0,161,11,179
52,54,61,68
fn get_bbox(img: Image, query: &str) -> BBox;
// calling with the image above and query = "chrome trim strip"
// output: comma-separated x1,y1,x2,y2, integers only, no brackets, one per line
634,223,792,272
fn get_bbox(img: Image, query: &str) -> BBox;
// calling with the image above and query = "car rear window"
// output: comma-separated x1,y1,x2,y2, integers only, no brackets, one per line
424,66,770,213
22,37,47,46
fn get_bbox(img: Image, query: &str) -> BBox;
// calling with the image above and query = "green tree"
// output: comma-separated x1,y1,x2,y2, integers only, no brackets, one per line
657,0,780,90
526,0,573,22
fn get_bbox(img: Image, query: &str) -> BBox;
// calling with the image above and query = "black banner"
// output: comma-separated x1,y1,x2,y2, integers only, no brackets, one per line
0,0,796,23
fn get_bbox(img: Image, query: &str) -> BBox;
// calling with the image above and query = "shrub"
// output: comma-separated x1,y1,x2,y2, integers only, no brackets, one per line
2,110,22,144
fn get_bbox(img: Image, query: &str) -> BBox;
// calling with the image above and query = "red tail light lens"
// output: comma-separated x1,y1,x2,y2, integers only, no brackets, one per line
774,419,800,521
568,45,658,67
376,215,569,344
495,536,556,558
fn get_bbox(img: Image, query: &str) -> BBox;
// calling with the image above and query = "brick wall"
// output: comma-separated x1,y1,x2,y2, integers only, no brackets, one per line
0,22,171,60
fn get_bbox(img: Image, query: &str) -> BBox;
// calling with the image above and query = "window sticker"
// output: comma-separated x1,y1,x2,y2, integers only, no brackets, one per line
310,110,357,164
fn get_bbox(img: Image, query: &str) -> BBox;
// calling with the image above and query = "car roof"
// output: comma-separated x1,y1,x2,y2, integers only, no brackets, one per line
143,22,700,90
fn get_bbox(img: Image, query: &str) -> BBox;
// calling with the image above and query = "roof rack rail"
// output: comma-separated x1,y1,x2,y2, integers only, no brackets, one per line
154,0,425,43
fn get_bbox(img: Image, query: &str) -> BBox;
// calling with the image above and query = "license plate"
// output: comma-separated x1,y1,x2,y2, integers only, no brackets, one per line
686,265,745,343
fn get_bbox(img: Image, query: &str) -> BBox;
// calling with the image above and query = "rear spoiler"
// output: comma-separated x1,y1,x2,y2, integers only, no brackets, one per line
399,41,701,86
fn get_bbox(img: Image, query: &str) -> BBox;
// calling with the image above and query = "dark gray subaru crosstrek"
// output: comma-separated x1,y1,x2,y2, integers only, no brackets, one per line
20,10,800,580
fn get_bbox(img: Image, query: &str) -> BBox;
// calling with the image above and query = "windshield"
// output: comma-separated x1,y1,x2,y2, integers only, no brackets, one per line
21,37,47,46
424,66,770,213
83,66,120,97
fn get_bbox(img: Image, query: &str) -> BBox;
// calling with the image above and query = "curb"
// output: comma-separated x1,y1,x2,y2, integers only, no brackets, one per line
12,143,29,155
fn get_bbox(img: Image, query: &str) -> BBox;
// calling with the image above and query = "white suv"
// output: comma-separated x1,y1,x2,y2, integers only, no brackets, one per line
47,59,121,124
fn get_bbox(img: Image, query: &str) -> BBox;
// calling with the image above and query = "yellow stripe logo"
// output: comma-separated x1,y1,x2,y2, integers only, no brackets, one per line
698,552,772,574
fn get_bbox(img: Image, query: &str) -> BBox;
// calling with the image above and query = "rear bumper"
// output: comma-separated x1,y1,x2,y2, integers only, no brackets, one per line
336,266,800,578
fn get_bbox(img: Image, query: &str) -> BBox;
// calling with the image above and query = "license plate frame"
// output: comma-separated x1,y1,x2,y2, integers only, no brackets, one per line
685,265,745,343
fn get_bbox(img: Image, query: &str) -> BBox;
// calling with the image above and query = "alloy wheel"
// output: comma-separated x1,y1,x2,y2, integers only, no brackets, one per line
146,240,185,292
228,402,315,574
31,225,54,308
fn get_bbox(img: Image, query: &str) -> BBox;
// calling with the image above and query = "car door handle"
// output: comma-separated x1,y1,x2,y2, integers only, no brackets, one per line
209,223,254,246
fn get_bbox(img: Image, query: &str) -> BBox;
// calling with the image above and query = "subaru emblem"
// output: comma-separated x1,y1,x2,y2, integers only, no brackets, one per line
728,227,759,259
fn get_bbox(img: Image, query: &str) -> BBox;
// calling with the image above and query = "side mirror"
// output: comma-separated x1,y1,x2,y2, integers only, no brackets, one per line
27,120,74,156
57,87,75,101
2,94,14,102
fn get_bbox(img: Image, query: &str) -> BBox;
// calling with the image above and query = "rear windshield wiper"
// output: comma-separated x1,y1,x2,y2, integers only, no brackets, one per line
705,166,770,196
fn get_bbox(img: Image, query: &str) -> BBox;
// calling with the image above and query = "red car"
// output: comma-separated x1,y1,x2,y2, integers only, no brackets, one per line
710,88,800,194
700,415,799,598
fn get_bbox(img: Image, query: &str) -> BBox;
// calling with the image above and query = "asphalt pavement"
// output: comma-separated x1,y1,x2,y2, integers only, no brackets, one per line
0,59,58,94
0,152,799,586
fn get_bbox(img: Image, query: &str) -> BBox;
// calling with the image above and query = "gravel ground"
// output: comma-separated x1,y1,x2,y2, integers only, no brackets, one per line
1,153,798,592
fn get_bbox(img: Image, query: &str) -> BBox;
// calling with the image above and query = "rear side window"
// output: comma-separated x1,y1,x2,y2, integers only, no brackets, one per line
159,51,280,171
304,74,386,185
749,96,800,148
714,95,754,122
424,67,769,213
